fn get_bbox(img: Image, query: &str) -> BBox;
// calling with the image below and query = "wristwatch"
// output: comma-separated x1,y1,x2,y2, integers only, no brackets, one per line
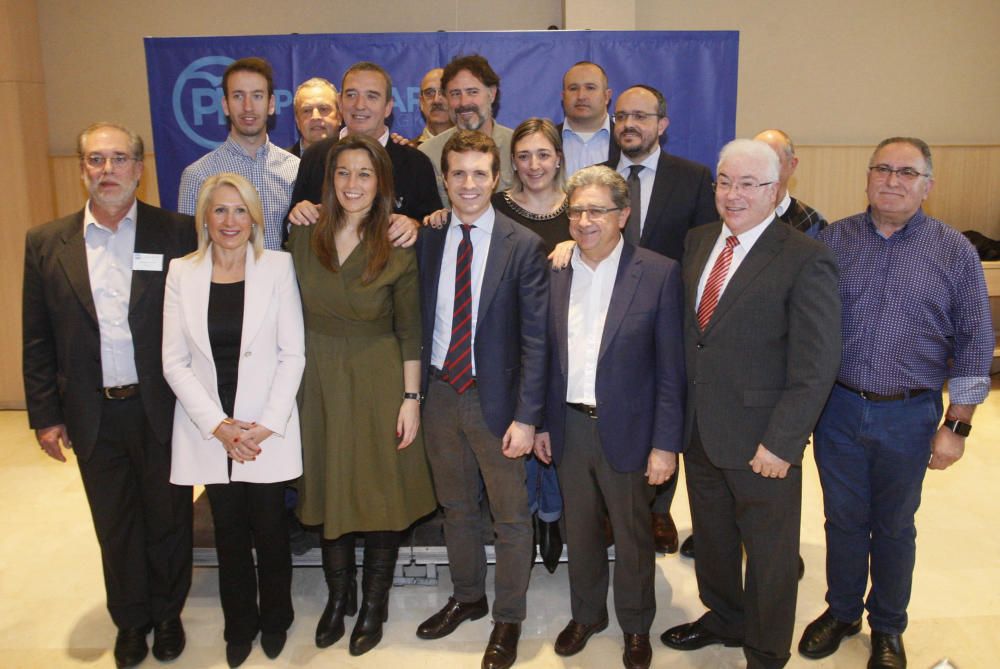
403,392,424,404
942,418,972,437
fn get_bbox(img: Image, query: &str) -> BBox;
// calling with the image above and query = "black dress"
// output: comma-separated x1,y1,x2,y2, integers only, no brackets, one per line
491,191,570,254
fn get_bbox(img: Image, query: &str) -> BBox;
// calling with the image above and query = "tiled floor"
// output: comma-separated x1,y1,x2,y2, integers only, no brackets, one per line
1,385,997,668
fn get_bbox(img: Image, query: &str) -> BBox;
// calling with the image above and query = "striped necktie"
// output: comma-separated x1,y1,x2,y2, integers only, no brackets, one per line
444,224,475,393
697,235,739,330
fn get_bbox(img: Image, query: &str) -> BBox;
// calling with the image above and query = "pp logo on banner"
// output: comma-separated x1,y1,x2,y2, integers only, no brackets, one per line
172,56,234,149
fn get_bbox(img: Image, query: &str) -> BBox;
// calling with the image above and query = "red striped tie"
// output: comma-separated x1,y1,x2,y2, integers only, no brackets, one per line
444,224,475,393
697,235,739,330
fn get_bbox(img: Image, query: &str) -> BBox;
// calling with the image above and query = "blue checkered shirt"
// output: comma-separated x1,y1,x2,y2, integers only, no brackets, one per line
177,136,299,250
819,208,993,404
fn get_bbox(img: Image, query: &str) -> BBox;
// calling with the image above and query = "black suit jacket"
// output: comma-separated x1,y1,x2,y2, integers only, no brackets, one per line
604,151,716,262
285,140,303,158
556,119,621,168
289,135,443,222
417,210,549,438
544,243,686,473
22,201,197,461
682,220,841,468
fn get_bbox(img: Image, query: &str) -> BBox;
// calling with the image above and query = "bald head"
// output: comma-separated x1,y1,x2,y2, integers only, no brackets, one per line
753,129,798,200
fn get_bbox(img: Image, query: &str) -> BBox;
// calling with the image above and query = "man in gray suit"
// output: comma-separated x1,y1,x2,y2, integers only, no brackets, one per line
660,139,841,669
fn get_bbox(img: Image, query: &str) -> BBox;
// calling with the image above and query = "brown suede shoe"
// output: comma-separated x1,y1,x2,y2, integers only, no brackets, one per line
482,621,520,669
623,633,652,669
554,617,608,656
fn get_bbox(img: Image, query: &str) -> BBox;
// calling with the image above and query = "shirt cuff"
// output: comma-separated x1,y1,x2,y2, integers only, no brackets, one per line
947,376,991,405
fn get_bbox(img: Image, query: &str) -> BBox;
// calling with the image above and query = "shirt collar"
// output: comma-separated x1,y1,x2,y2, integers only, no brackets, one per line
570,233,624,273
451,205,496,235
617,145,661,173
84,198,138,234
864,206,928,239
223,134,271,160
722,212,776,253
339,127,390,146
563,113,611,137
775,191,792,217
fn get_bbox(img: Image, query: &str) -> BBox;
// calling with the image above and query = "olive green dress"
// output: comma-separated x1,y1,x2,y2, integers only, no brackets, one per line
289,226,436,539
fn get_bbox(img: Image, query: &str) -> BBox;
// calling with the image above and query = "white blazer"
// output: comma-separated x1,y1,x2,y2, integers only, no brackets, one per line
163,246,305,485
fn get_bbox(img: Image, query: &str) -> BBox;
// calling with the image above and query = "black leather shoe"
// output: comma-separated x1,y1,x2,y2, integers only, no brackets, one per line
679,535,695,559
416,596,489,640
660,620,741,651
114,625,150,669
554,617,608,656
482,621,520,669
152,617,185,662
651,512,678,554
623,633,652,669
798,609,862,659
536,516,563,574
868,631,906,669
260,631,286,659
225,641,252,668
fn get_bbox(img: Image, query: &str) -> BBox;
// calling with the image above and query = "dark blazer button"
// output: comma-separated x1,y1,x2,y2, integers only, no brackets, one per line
696,343,705,350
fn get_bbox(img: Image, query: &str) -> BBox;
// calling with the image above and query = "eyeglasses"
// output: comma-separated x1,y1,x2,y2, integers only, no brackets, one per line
867,164,930,182
612,111,662,123
567,206,621,221
712,180,774,195
84,154,137,170
420,87,443,100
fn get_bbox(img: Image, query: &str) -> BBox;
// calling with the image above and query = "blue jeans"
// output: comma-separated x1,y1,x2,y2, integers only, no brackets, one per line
526,455,562,522
813,383,942,634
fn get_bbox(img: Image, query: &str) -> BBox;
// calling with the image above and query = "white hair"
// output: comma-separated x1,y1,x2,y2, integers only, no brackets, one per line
717,139,780,182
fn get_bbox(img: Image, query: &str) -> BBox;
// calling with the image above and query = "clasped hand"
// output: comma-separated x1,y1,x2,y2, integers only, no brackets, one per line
213,419,272,463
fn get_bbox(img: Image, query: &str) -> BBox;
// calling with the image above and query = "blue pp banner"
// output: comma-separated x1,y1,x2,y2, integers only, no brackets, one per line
145,31,738,210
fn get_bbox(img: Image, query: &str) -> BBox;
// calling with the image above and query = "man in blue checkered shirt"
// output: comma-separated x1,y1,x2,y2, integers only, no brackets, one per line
799,137,993,669
177,57,299,251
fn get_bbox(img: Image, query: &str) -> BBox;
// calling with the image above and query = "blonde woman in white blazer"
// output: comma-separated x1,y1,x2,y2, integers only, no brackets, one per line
162,173,304,668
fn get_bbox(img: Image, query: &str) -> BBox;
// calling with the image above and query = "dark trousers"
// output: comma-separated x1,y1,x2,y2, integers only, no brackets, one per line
557,407,656,633
650,470,677,515
204,479,293,644
685,426,801,669
814,384,941,635
423,377,532,623
77,396,192,630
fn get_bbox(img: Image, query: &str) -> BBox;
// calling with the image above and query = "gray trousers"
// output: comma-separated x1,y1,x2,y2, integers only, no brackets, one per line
557,407,657,633
423,377,532,623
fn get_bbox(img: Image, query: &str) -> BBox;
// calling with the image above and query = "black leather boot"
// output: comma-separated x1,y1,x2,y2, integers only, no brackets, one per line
348,546,398,655
315,541,357,648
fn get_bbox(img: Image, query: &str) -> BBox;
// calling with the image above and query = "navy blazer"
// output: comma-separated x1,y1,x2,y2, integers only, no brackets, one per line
544,242,686,472
418,209,549,438
604,151,716,262
22,201,197,460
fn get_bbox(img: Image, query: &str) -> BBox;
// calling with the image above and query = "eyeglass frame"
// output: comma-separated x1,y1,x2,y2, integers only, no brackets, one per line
612,111,664,123
867,164,931,181
567,206,623,221
83,153,139,170
712,179,775,195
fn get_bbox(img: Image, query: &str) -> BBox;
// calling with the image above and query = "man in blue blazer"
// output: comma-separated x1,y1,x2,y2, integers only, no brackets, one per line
415,131,548,669
534,166,685,669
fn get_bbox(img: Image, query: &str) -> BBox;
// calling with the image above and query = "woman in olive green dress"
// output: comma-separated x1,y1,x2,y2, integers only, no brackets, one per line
288,134,436,657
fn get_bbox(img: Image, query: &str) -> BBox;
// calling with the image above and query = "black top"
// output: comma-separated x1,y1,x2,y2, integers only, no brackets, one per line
208,280,245,417
491,191,570,254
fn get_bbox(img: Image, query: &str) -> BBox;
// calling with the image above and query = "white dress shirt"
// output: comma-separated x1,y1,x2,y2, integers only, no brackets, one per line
616,145,661,234
695,215,776,312
566,236,625,405
84,199,140,387
431,207,496,375
775,191,792,217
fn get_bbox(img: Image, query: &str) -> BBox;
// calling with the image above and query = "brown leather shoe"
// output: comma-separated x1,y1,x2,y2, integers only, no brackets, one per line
482,621,520,669
651,512,678,554
623,633,652,669
416,596,489,640
554,617,608,656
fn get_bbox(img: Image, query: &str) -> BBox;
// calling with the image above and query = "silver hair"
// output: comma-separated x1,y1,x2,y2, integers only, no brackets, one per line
566,165,629,210
717,139,780,182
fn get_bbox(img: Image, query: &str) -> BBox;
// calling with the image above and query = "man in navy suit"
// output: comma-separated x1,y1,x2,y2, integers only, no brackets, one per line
534,166,685,669
605,84,717,554
415,130,548,669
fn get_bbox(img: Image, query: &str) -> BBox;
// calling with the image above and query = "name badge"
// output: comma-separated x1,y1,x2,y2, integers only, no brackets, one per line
133,253,164,271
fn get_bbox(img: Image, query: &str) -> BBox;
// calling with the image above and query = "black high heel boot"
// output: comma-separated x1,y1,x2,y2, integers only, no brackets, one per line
348,546,398,655
315,540,357,648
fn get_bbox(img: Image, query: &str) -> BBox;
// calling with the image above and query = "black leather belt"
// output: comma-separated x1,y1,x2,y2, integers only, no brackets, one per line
567,402,598,419
429,367,476,388
102,384,139,400
836,381,929,402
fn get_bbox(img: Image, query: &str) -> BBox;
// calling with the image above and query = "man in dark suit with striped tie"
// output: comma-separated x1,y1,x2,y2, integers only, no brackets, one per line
415,130,549,669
